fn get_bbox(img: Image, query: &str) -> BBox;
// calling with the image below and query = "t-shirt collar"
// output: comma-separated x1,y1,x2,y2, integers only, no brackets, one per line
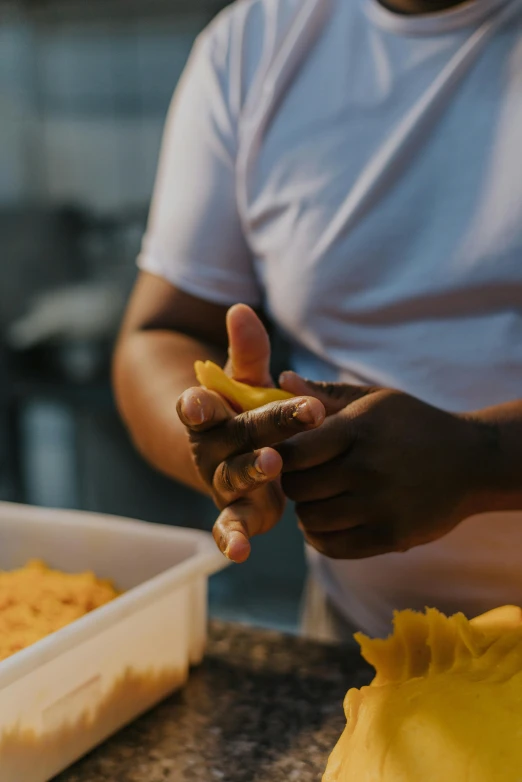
363,0,514,35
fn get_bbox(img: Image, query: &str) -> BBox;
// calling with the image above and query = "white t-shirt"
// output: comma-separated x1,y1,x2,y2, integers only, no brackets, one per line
139,0,522,636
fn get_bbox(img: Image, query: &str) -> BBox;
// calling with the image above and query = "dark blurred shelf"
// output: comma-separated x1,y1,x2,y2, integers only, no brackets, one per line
10,376,114,409
3,342,114,504
6,343,114,410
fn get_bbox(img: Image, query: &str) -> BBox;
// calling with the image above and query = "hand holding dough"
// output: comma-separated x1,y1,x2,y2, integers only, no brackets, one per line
194,360,294,412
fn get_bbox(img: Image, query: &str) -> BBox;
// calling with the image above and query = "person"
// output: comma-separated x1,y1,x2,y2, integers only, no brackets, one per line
113,0,522,640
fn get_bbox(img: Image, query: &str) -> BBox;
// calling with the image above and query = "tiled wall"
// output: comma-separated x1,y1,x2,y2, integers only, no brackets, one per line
1,8,207,211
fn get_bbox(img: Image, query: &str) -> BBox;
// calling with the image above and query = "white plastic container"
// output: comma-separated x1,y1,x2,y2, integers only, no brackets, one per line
0,501,227,782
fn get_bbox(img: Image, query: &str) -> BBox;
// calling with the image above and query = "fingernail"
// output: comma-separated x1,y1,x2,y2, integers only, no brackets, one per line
293,399,317,425
254,451,270,476
183,396,205,425
225,536,251,563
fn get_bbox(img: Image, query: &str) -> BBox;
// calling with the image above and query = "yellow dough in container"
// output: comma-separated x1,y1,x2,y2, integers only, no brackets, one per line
194,360,294,412
323,605,522,782
0,559,119,661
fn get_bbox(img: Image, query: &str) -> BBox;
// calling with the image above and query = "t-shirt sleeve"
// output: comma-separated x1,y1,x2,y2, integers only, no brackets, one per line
137,24,262,307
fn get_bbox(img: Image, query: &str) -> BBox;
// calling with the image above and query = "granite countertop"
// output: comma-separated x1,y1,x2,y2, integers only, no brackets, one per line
55,621,372,782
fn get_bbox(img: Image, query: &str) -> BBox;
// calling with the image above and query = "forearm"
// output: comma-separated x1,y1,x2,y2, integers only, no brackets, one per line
465,400,522,514
113,328,225,494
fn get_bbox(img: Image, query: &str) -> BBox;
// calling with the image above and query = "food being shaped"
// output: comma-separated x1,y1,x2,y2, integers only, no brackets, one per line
323,605,522,782
194,360,293,412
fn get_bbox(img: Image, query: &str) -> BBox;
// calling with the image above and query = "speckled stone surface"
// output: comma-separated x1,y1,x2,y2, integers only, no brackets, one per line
54,621,371,782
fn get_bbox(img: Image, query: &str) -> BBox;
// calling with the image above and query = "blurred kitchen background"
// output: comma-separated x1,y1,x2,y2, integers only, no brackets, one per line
0,0,306,632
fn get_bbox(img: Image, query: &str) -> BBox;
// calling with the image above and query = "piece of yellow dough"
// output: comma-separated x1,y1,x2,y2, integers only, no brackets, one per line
194,360,294,412
0,559,118,661
323,606,522,782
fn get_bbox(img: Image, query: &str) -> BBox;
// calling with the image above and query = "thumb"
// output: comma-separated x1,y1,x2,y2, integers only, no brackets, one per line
279,371,372,415
226,304,273,387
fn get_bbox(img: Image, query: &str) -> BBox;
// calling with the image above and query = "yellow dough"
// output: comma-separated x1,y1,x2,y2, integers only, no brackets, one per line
0,559,118,661
323,605,522,782
194,360,294,412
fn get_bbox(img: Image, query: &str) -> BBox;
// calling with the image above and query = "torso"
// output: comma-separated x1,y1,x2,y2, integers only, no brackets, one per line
232,0,522,634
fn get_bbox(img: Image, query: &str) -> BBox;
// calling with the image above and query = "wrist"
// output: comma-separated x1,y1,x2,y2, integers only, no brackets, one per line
458,410,521,515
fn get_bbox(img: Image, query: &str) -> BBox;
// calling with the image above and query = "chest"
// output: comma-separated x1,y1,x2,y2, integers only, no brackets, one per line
240,22,522,328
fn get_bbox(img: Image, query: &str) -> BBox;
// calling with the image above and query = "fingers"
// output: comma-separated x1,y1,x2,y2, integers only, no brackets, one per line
277,413,352,473
180,392,324,488
213,505,252,564
202,396,325,468
226,304,273,387
177,387,234,431
296,493,365,533
279,371,374,415
303,525,402,560
213,483,286,563
281,454,358,503
213,447,283,503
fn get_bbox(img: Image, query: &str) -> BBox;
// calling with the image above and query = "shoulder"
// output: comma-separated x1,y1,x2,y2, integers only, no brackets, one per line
196,0,312,110
204,0,305,47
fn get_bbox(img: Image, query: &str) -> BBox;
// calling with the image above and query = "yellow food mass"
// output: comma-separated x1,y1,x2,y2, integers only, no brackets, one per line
323,605,522,782
194,360,294,412
0,560,119,662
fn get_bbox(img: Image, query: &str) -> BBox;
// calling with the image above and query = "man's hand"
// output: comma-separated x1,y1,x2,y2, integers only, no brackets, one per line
177,306,325,563
277,373,484,559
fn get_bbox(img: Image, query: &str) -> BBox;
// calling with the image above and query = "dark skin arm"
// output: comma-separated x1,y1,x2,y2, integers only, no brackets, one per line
113,271,229,494
276,375,522,559
113,274,324,560
115,288,522,562
181,305,522,561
